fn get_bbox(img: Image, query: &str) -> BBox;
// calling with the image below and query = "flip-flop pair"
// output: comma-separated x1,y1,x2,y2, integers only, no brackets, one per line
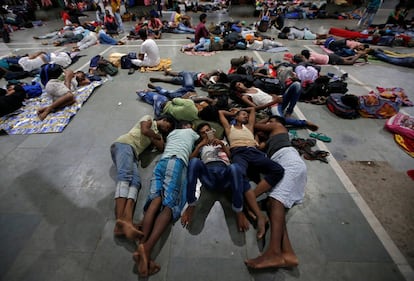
309,132,332,143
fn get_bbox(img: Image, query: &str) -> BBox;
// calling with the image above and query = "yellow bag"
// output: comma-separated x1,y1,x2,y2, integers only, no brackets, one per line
108,52,126,68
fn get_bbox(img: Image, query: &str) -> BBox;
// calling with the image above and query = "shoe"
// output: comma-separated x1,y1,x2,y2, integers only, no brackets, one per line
128,68,135,75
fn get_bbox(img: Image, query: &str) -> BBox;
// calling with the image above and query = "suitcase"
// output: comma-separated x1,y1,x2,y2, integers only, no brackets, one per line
326,93,360,119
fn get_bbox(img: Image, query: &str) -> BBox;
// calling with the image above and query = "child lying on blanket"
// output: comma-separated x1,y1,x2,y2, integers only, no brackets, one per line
37,69,91,120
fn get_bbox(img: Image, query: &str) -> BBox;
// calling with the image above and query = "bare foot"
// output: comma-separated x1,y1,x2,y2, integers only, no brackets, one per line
148,260,161,276
115,219,144,241
244,252,286,269
236,212,250,232
37,107,52,121
133,244,149,277
305,121,319,131
282,252,299,267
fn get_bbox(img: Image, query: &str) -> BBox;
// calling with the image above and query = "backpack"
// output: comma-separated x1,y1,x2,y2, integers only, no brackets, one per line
326,93,360,119
120,52,137,69
39,63,64,87
206,83,230,96
22,82,43,99
326,80,348,94
100,62,118,76
253,77,283,95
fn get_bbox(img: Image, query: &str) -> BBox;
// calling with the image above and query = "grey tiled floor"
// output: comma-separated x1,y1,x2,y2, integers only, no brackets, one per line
0,3,413,281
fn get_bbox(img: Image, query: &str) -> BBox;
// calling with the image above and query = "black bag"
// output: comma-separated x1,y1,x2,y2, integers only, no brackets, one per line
253,77,283,95
120,52,137,69
300,75,330,101
327,80,348,94
39,63,63,86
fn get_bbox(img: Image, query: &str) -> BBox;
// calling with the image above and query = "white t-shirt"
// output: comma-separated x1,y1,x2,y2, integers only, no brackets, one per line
18,56,46,72
140,39,160,67
245,88,273,105
247,40,264,50
50,52,72,68
45,79,72,101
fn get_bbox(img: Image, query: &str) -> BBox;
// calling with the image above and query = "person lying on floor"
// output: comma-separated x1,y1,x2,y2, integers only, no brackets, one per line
299,49,368,65
180,122,267,238
245,34,284,51
315,36,371,57
232,80,319,131
245,115,306,269
278,26,328,40
37,68,92,120
0,51,78,81
149,69,227,88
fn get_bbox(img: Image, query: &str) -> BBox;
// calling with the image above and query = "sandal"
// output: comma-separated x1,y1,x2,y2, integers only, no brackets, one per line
309,132,332,142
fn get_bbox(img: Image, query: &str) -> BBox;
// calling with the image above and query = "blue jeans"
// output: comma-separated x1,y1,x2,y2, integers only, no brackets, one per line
155,71,195,98
177,23,195,33
110,142,141,187
137,91,169,116
371,49,414,68
273,81,308,127
114,12,124,33
99,31,118,45
164,71,199,85
230,146,284,188
186,159,250,212
194,37,210,51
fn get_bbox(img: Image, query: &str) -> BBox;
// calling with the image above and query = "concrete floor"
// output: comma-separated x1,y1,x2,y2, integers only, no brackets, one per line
0,3,413,281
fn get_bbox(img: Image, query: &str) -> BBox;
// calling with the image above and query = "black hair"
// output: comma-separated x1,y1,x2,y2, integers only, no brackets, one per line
293,54,304,63
195,122,211,134
217,72,229,83
301,49,310,59
363,44,370,49
268,115,286,126
177,120,192,128
157,114,176,128
199,13,207,22
138,28,148,39
281,26,290,33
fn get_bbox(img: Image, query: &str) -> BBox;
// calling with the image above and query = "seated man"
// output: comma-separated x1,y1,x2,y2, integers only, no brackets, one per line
129,29,161,74
181,122,267,237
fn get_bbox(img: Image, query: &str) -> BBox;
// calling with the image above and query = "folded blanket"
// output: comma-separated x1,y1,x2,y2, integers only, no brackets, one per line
0,80,103,134
140,58,172,72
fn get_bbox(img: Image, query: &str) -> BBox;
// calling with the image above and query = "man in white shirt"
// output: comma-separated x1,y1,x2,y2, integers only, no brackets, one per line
129,29,161,74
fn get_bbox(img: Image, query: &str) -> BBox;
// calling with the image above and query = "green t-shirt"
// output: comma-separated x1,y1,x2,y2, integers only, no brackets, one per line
114,115,159,158
162,98,199,121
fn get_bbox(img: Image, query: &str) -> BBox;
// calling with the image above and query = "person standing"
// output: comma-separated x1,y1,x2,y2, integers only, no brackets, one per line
358,0,383,28
111,0,125,33
129,29,161,74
